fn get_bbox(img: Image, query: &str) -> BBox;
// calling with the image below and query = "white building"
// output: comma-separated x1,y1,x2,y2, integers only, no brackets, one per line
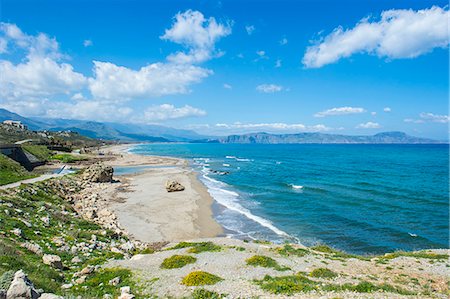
3,120,27,130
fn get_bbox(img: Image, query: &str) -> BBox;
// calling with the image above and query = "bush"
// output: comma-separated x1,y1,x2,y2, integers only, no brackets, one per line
160,255,196,269
246,255,290,271
276,245,309,257
169,242,221,254
309,268,338,279
181,271,223,286
0,270,14,290
191,288,225,299
255,274,317,295
51,154,87,163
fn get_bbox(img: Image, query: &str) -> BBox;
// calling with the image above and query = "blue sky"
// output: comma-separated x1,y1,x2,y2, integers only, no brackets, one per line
0,0,448,139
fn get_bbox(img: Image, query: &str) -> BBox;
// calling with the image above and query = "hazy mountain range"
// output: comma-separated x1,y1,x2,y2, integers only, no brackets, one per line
0,108,444,144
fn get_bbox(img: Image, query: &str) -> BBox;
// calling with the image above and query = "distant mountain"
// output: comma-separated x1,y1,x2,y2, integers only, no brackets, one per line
208,132,442,144
0,108,206,142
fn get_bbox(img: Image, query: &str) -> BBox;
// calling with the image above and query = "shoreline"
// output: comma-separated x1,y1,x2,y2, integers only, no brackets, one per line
102,143,224,243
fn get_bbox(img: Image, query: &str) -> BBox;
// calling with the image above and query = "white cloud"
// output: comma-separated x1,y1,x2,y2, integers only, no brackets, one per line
71,93,86,101
356,121,381,129
404,118,425,124
88,61,211,101
371,111,377,115
245,25,255,35
405,112,450,124
256,84,283,93
223,83,232,89
384,107,391,112
144,104,206,121
256,50,266,58
161,10,231,64
279,37,288,45
83,39,93,47
303,6,449,68
275,59,282,68
314,106,366,117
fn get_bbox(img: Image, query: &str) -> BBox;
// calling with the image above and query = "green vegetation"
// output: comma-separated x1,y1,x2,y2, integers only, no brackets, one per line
169,241,222,254
309,268,338,279
0,270,14,290
276,244,309,257
0,154,36,185
70,268,140,298
253,239,271,245
310,244,369,260
191,288,226,299
51,153,87,163
22,145,52,161
181,271,223,286
246,255,290,271
160,255,197,269
383,251,448,260
0,178,131,296
255,273,415,296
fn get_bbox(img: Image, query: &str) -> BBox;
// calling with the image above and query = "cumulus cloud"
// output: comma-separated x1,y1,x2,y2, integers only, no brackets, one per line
314,106,366,117
405,112,449,124
83,39,93,47
245,25,255,35
144,104,206,121
256,50,267,58
161,10,231,64
256,84,283,93
384,107,391,112
356,122,381,129
88,61,211,101
303,6,449,68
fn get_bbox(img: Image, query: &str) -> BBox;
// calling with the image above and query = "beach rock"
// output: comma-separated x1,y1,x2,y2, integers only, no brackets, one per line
82,163,114,183
42,254,63,270
39,294,63,299
6,270,40,299
165,180,185,192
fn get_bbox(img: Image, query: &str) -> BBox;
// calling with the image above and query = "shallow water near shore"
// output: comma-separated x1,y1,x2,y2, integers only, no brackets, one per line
130,143,449,254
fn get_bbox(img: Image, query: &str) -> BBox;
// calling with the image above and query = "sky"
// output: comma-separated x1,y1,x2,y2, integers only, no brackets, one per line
0,0,448,139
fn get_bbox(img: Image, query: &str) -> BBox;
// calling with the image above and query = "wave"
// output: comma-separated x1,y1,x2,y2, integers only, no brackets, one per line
225,155,252,162
200,173,290,238
225,155,236,159
289,184,304,190
223,163,231,167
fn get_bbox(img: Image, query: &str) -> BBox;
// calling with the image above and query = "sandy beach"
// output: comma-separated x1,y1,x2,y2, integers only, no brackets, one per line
102,144,223,243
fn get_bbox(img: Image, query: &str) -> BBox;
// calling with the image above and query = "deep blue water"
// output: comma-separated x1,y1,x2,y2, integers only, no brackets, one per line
130,143,449,254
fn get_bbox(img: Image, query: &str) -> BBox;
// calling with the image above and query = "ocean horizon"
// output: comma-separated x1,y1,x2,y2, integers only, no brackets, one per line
131,143,449,255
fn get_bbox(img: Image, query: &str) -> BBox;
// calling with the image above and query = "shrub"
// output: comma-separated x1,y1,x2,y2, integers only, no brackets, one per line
169,242,221,254
191,288,226,299
0,270,14,290
246,255,290,271
255,274,317,295
309,268,338,279
51,154,87,163
160,255,197,269
181,271,223,286
276,245,308,257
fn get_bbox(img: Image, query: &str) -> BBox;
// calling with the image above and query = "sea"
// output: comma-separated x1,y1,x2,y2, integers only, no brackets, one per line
129,143,449,255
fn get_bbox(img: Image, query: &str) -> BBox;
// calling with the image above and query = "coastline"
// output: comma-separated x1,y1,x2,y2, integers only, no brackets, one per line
102,143,224,243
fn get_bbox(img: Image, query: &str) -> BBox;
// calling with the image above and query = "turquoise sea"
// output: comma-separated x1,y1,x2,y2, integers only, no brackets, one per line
130,143,449,254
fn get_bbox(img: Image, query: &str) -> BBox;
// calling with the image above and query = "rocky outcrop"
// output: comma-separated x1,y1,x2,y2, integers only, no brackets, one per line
6,270,40,299
165,180,185,192
82,163,113,183
42,255,63,270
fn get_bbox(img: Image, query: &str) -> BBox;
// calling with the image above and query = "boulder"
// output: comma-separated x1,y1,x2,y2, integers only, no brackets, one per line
118,286,134,299
165,180,185,192
20,243,42,255
6,270,40,299
39,294,63,299
42,254,63,270
82,163,114,183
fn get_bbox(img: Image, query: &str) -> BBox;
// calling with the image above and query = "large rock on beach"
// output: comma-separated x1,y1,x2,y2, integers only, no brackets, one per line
6,270,40,299
82,163,114,183
165,180,185,192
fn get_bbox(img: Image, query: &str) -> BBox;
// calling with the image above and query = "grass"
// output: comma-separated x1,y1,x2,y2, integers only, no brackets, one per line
181,271,223,286
191,288,226,299
383,251,448,261
22,145,52,161
0,154,36,185
276,244,309,257
310,244,370,260
160,255,197,269
169,242,222,254
51,153,87,163
309,268,338,279
246,255,290,271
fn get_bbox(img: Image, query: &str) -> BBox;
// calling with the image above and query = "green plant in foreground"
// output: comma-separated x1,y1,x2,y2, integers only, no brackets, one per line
0,270,14,290
182,271,223,286
51,153,87,163
191,288,226,299
0,154,36,185
255,274,317,295
160,255,197,269
276,244,309,257
309,268,338,279
246,255,290,271
169,242,221,254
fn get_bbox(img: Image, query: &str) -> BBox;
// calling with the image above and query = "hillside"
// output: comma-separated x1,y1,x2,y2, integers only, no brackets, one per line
212,131,442,144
